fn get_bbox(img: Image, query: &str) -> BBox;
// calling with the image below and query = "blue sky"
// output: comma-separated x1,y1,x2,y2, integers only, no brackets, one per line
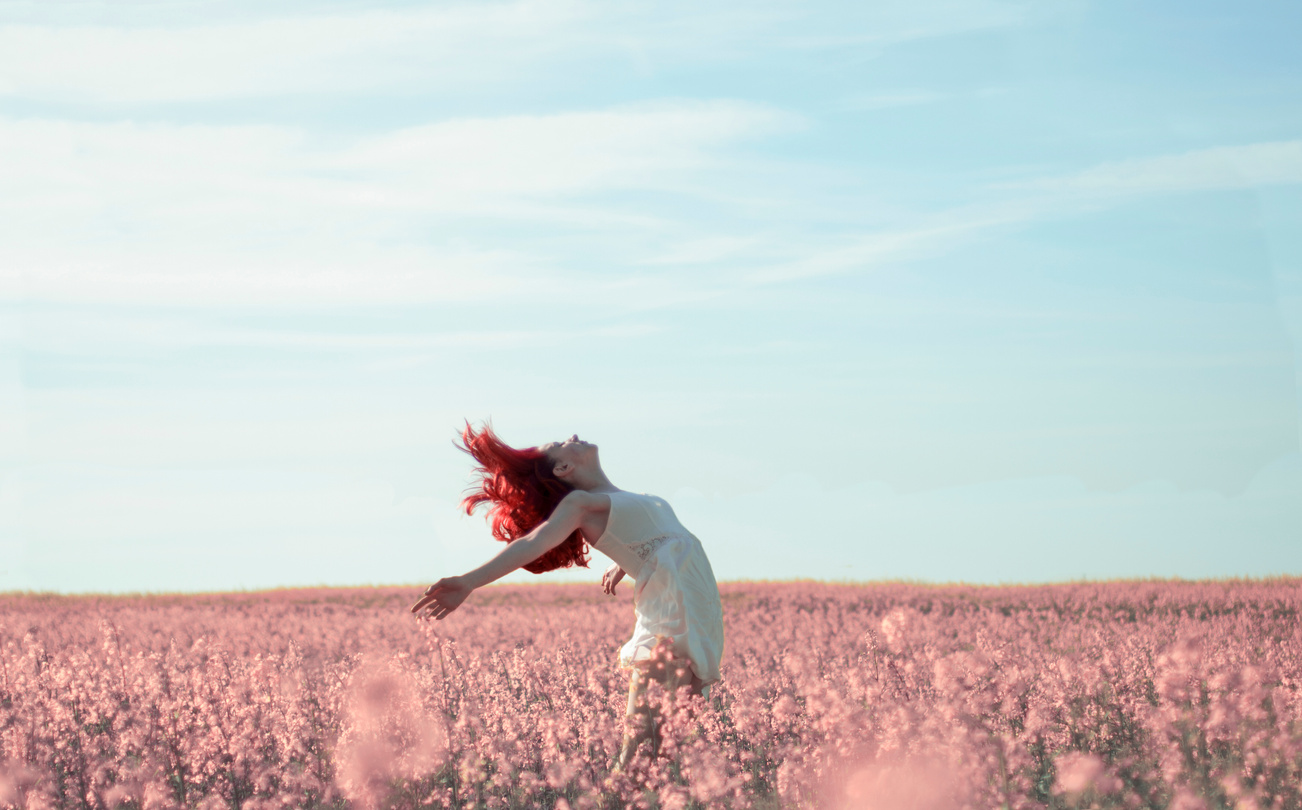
1,0,1299,592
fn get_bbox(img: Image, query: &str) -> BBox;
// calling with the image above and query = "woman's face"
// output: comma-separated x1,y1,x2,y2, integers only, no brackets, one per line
541,434,597,469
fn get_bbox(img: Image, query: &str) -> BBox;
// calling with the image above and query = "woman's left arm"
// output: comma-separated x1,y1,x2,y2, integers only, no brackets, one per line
411,491,592,619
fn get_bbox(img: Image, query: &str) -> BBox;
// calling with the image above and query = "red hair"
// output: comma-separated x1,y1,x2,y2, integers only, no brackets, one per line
456,421,591,574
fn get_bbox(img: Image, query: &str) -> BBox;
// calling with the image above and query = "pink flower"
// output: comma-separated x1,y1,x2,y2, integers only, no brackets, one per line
1168,787,1210,810
1054,752,1121,795
880,608,914,651
840,754,959,810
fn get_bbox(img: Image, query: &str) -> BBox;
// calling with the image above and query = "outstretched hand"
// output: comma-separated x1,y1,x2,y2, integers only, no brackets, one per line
602,563,626,595
410,576,473,620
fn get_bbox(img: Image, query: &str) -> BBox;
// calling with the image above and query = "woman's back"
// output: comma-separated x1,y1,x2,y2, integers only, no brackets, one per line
594,490,724,685
596,491,695,579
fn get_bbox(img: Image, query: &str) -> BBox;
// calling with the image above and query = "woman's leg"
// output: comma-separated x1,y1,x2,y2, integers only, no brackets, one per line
617,656,707,769
618,667,654,770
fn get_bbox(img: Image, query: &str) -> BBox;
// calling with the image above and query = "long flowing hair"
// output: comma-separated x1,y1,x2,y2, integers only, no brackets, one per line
457,421,591,573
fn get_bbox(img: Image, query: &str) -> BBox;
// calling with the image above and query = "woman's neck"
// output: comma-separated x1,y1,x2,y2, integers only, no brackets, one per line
569,466,619,493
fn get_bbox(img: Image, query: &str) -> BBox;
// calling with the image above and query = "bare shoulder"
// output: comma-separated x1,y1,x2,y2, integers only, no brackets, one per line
559,489,613,514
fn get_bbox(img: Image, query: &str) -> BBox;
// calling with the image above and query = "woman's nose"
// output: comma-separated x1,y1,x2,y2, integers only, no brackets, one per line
570,434,579,442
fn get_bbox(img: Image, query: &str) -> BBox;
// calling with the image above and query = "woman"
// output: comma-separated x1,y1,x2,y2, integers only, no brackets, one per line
410,424,725,768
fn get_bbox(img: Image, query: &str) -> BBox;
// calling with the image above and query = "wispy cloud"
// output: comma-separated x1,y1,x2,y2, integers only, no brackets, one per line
0,2,595,103
1013,140,1302,196
0,102,796,305
333,101,799,201
698,139,1302,288
1,101,793,214
0,0,1034,105
837,91,947,111
781,0,1029,50
742,213,1020,284
637,236,766,266
16,309,661,356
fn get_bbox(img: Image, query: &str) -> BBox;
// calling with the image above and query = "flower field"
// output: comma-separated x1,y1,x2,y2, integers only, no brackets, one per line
0,579,1299,810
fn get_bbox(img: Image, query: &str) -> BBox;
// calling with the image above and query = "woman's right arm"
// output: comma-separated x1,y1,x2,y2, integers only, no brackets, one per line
411,490,598,618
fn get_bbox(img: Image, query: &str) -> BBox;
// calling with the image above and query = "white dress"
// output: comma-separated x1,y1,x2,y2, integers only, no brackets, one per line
594,491,725,685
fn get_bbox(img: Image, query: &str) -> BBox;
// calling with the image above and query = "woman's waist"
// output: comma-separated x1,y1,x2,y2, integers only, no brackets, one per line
626,531,698,566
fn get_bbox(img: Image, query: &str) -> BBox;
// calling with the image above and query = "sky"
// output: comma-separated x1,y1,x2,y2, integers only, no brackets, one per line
1,0,1300,593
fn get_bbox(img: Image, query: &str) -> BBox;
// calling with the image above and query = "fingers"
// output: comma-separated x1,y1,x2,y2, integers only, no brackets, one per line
410,590,444,614
410,592,438,613
602,569,620,595
413,599,454,620
410,579,452,613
